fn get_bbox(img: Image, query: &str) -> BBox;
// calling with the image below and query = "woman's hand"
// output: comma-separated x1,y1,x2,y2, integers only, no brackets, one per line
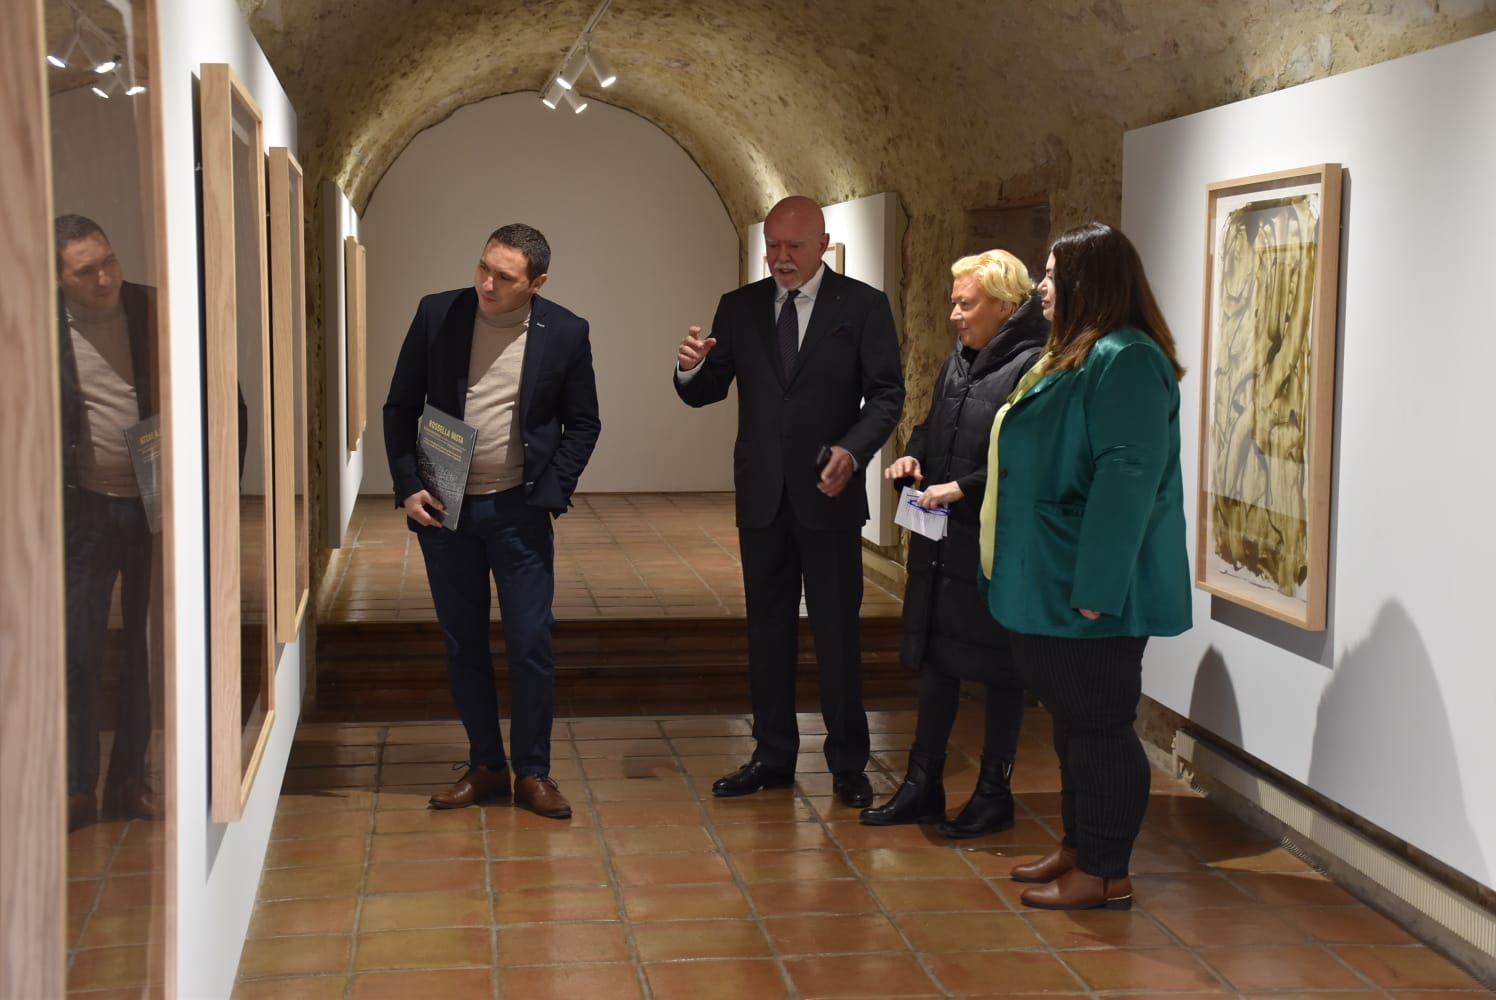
1078,608,1101,620
917,481,963,508
884,455,922,482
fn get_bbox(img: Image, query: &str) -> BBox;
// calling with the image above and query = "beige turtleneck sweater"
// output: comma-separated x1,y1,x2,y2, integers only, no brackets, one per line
463,301,529,494
66,298,140,496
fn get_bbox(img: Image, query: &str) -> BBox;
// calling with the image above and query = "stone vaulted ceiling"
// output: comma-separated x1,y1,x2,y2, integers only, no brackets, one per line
240,0,1492,458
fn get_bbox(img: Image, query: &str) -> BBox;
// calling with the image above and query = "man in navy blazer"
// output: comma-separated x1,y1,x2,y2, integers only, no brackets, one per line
55,214,164,831
674,196,905,808
385,224,600,819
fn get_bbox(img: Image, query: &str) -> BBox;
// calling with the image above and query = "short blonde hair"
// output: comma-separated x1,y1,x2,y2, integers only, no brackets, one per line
951,249,1034,306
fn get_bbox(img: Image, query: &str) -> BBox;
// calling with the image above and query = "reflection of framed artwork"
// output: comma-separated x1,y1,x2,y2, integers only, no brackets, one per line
344,236,366,451
761,240,845,277
201,63,276,821
1196,164,1343,630
268,147,309,641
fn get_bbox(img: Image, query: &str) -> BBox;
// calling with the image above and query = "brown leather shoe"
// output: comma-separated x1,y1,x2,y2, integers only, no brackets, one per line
514,775,572,819
68,792,97,832
1020,867,1133,911
429,765,510,809
1011,844,1077,884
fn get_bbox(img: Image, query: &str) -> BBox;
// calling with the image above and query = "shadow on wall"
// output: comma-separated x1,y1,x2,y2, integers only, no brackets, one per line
1189,645,1244,749
1308,600,1487,887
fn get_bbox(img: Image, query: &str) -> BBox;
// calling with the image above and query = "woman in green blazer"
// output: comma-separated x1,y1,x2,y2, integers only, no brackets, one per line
978,222,1191,911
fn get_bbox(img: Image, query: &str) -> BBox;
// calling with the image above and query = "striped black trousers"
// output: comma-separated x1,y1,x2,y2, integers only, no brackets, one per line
1009,631,1150,879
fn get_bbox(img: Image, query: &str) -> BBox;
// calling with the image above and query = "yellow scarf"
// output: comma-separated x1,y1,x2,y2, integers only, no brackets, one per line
978,352,1052,579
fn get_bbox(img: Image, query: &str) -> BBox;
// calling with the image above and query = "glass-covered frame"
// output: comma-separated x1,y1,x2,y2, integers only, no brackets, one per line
269,146,309,640
200,62,275,822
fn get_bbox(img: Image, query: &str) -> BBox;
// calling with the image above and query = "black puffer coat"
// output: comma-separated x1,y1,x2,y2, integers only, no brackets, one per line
898,294,1048,682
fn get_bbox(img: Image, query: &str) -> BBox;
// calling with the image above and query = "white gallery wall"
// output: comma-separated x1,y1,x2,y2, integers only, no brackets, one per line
361,92,739,496
1123,30,1496,889
154,1,306,996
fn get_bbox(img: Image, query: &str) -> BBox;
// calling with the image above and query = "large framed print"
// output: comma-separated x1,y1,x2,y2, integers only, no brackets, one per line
345,236,366,451
268,147,309,641
1196,164,1343,630
200,62,276,821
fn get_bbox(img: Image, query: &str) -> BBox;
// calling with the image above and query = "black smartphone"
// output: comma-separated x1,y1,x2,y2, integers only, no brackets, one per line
814,445,831,468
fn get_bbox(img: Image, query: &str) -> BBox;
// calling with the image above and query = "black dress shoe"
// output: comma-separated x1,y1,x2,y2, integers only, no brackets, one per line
712,760,794,798
832,771,873,808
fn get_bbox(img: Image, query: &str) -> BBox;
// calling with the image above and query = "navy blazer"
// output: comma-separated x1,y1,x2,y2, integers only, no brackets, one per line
384,287,601,520
674,267,904,531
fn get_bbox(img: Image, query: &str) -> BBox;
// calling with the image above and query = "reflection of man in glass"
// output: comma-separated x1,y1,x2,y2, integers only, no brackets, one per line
55,214,161,831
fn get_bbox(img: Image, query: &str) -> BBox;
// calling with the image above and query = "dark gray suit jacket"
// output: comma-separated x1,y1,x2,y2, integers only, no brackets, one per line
674,268,904,530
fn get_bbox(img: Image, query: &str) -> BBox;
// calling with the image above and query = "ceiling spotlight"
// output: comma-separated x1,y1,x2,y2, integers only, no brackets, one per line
47,29,79,69
125,81,146,96
556,49,585,91
91,81,113,99
563,89,588,114
585,47,616,88
540,79,565,108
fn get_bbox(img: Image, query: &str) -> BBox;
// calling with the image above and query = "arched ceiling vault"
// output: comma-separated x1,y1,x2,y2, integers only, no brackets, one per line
240,0,1495,235
242,0,1492,459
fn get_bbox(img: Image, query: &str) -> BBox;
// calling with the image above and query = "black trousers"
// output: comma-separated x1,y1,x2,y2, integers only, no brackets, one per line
1010,631,1150,879
738,496,869,774
912,668,1024,766
65,488,153,796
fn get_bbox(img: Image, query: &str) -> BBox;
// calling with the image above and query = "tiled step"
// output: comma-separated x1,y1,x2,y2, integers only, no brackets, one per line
312,615,914,720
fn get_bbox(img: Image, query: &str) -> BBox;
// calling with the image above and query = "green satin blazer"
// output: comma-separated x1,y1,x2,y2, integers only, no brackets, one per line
982,327,1192,638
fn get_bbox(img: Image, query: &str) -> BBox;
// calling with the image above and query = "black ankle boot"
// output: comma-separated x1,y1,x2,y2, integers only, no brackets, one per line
860,749,946,826
938,756,1015,838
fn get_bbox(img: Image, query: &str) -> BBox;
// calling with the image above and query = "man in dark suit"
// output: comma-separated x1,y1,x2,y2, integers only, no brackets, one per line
55,214,164,832
385,224,600,820
674,196,905,808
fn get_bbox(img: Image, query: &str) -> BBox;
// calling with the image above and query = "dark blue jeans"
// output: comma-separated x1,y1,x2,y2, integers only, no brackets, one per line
416,487,555,777
65,488,153,795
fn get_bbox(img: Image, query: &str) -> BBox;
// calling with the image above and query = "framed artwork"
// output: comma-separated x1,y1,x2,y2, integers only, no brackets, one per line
268,147,309,641
201,62,276,821
1195,164,1343,630
344,236,366,451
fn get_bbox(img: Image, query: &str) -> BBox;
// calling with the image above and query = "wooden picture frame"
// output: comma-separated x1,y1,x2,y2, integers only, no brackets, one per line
3,0,65,990
1195,164,1343,630
344,236,366,451
201,63,275,821
268,147,309,641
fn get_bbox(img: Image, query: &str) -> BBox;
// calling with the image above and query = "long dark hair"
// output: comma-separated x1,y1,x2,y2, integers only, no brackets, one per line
1046,222,1184,381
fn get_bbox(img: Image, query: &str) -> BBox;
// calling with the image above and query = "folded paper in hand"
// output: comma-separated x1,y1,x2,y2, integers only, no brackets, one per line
894,486,949,541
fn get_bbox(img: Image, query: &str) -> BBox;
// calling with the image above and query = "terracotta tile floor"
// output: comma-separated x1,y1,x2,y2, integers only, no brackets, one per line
319,494,904,622
234,710,1492,999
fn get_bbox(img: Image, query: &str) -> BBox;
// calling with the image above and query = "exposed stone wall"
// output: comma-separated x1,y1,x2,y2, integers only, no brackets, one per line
240,0,1494,568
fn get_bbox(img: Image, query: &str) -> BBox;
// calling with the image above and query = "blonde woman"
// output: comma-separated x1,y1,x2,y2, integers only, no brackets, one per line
862,250,1047,836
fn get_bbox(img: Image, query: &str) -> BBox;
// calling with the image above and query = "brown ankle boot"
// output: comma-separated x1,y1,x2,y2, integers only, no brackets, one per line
1019,867,1132,910
1010,844,1077,883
